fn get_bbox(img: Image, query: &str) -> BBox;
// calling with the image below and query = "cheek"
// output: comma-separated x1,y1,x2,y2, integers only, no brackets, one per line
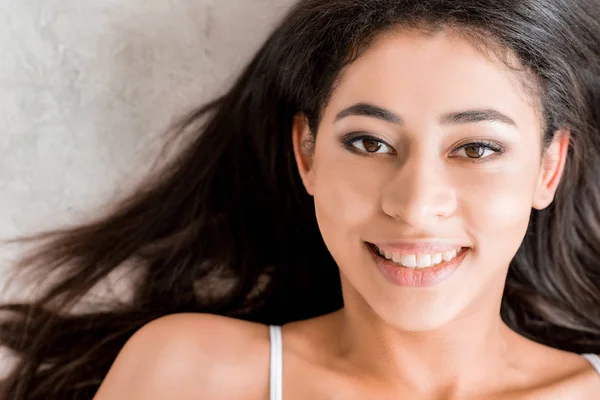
458,168,537,261
310,150,383,257
312,163,374,232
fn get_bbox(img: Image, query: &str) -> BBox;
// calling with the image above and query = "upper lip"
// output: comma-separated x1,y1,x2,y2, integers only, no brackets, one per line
369,241,468,255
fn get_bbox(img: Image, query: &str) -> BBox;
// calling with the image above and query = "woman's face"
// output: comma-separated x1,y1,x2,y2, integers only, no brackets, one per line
293,29,568,331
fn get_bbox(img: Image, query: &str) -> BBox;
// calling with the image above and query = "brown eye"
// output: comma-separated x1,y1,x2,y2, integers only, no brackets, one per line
362,138,382,153
343,135,393,155
464,144,485,158
452,140,504,162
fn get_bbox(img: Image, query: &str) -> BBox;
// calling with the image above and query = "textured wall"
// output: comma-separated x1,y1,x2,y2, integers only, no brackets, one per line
0,0,295,298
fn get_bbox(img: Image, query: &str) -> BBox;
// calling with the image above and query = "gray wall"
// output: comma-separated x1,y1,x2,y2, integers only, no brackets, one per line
0,0,295,299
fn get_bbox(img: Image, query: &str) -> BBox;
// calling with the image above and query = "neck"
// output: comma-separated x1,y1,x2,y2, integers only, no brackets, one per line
333,288,520,395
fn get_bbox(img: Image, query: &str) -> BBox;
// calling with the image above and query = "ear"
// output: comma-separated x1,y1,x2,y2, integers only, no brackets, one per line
292,113,316,196
532,128,570,210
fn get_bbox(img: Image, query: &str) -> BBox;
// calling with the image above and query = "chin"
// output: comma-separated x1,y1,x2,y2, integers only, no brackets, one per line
362,289,469,332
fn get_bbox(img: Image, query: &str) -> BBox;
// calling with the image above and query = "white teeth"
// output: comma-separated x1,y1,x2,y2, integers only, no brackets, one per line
416,254,431,269
401,254,417,268
442,250,457,261
375,246,463,269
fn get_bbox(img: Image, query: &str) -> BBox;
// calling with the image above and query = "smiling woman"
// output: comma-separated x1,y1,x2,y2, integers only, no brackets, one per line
2,0,600,399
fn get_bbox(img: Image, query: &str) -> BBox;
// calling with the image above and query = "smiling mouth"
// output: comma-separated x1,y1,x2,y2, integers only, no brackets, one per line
367,243,469,270
366,242,471,287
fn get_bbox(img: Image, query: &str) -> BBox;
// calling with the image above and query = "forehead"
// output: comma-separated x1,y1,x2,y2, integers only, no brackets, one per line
325,29,542,132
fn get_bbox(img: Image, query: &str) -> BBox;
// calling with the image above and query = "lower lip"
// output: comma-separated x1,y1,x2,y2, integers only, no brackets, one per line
369,244,469,287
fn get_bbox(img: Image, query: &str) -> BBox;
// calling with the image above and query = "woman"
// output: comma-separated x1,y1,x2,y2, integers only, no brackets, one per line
2,0,600,398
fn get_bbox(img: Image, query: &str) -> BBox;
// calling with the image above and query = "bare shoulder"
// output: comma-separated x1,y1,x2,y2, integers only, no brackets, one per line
523,346,600,399
560,353,600,399
93,313,271,400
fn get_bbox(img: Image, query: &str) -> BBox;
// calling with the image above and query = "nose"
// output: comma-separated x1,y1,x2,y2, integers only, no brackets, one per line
381,151,457,228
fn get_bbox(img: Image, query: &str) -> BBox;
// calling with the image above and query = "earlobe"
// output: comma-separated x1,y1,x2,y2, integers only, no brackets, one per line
291,113,316,196
532,128,570,210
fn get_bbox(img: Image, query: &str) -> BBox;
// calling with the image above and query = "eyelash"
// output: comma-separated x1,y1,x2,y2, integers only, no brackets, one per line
452,140,505,162
340,133,506,163
341,134,395,156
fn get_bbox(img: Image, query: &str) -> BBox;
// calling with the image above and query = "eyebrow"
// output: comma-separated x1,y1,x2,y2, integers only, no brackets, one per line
334,102,518,128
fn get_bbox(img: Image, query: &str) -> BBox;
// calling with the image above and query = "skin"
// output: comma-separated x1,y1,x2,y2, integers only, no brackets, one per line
94,29,600,399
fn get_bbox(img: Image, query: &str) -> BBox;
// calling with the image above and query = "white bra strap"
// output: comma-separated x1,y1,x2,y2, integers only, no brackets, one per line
582,353,600,377
269,325,283,400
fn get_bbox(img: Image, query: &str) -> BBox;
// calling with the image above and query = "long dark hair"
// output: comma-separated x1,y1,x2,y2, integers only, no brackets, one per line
2,0,600,398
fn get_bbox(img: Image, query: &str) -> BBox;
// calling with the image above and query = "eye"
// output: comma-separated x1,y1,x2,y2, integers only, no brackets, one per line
452,140,504,161
342,134,394,155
